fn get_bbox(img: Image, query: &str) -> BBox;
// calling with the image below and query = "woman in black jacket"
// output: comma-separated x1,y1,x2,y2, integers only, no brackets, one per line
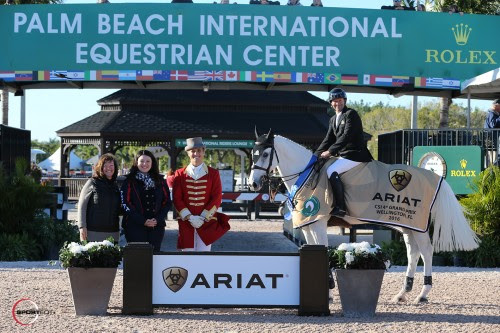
78,153,120,242
121,150,171,251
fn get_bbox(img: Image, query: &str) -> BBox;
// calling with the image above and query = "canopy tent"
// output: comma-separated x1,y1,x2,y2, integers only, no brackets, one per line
38,147,84,172
461,67,500,127
30,148,45,163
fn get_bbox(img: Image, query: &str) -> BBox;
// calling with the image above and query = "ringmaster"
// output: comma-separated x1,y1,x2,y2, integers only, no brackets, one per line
173,137,230,251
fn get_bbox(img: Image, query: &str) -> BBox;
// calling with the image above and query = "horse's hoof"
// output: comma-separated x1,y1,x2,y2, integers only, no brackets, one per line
416,297,428,304
392,295,406,302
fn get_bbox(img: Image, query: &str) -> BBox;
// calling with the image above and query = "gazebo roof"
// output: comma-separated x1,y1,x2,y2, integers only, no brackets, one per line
57,89,332,146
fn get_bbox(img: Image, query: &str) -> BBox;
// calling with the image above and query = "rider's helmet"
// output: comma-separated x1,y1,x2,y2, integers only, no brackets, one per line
328,88,347,102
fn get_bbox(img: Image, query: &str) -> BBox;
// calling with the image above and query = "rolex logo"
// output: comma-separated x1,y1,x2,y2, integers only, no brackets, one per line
163,267,188,292
452,23,472,46
460,159,467,169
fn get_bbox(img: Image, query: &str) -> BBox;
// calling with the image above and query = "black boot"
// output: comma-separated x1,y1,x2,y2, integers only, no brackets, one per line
329,172,346,217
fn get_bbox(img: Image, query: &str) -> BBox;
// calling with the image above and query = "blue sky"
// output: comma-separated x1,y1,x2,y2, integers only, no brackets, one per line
6,0,492,141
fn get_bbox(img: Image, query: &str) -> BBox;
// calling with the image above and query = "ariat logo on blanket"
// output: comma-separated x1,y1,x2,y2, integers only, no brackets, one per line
301,196,320,216
389,170,412,192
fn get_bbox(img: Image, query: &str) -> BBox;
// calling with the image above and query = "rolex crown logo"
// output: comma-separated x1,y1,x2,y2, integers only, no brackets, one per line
460,159,467,169
452,23,472,46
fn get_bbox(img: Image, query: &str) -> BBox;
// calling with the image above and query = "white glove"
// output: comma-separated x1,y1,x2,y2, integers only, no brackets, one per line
188,215,204,229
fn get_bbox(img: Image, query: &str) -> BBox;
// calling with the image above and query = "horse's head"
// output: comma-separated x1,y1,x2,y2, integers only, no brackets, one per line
249,128,278,191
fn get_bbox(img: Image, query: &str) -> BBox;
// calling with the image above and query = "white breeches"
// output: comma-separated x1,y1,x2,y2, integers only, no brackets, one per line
181,230,212,252
326,157,361,177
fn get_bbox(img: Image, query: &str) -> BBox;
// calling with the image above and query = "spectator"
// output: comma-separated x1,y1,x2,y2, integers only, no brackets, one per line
381,0,413,11
416,4,426,11
448,4,464,15
121,150,171,252
484,99,500,129
287,0,302,5
4,0,13,4
250,0,280,4
311,0,323,6
78,154,121,242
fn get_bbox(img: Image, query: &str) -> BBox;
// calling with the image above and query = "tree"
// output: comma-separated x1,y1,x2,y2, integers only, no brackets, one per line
31,138,59,163
1,88,7,125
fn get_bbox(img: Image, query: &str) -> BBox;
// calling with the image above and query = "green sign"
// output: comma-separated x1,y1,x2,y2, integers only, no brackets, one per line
0,4,498,85
412,146,482,195
175,139,254,149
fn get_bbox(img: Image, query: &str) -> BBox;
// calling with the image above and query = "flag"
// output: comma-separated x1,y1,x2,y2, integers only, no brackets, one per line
414,77,426,88
324,73,341,84
341,74,358,84
37,71,50,81
170,70,188,80
136,70,154,80
0,71,15,81
153,70,170,80
307,73,324,83
15,71,32,81
256,71,274,82
119,70,136,80
67,71,85,80
292,72,307,83
392,76,410,87
442,79,460,89
85,70,97,81
426,77,443,88
224,70,238,81
370,75,392,86
97,70,119,80
49,70,68,80
239,71,253,81
363,75,371,85
273,72,291,82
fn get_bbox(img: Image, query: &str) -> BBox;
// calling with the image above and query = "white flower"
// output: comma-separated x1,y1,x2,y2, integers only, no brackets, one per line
83,242,100,251
337,243,354,252
345,251,355,265
68,243,83,255
101,240,113,247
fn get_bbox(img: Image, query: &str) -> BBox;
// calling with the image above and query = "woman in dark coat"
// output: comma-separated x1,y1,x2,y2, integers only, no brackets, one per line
77,153,120,242
120,150,171,251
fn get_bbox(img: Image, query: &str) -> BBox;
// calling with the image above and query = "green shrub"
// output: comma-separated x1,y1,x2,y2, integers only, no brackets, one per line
0,233,43,261
381,239,408,266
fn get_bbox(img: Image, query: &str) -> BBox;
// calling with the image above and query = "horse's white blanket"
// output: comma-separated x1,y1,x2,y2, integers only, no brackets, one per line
292,160,443,232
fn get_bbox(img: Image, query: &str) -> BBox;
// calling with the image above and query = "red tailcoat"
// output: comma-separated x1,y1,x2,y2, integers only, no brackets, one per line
173,165,230,249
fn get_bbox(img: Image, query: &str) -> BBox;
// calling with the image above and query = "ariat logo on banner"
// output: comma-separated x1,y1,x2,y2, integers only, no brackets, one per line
452,23,472,45
424,23,496,65
163,267,188,292
389,170,412,192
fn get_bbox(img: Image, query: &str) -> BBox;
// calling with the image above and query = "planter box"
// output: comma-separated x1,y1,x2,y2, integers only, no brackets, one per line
335,269,384,317
67,267,117,316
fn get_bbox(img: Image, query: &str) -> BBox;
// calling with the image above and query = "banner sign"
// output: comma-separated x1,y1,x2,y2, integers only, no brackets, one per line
1,4,499,87
412,146,482,194
175,139,254,148
152,254,300,306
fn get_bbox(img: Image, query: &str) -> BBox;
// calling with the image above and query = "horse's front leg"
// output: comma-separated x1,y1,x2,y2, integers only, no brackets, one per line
412,231,433,303
393,231,420,302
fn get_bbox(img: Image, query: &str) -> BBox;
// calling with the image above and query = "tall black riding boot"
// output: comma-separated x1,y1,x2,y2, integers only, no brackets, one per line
328,172,346,217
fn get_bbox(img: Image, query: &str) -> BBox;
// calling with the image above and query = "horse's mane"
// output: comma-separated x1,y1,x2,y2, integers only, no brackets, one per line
274,135,312,156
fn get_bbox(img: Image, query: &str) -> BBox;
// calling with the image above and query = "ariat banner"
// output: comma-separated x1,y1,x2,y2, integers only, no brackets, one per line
0,4,498,82
292,160,442,232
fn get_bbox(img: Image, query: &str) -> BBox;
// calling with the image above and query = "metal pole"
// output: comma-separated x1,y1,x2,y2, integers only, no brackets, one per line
20,94,26,129
411,95,418,129
467,92,471,128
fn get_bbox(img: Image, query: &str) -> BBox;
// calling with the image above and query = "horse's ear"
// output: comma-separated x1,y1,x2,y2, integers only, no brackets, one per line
255,126,259,139
266,128,273,139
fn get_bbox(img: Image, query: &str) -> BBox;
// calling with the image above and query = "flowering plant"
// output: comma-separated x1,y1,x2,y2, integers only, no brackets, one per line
59,237,122,269
328,242,390,270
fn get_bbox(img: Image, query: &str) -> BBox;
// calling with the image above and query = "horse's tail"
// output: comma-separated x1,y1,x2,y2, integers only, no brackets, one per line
431,180,479,252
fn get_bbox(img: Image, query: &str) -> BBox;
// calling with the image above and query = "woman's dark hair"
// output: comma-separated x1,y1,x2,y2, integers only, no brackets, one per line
127,149,162,185
93,153,118,181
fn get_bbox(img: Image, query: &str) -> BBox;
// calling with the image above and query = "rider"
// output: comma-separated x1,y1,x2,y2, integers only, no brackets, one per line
314,88,373,217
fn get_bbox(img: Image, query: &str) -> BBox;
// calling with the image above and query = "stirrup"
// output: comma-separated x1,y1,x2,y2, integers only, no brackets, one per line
330,206,346,217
